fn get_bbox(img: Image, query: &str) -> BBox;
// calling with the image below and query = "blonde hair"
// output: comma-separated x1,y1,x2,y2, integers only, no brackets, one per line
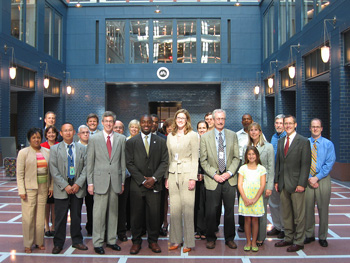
171,109,193,136
128,119,140,131
247,122,266,146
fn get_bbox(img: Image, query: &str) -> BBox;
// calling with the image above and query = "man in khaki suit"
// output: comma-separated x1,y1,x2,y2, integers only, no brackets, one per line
87,111,126,254
200,109,240,249
275,115,311,252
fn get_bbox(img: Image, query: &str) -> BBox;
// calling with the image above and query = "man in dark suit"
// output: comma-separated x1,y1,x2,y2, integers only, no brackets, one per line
275,115,311,252
49,123,88,254
126,115,168,254
200,109,240,250
151,114,167,140
87,111,126,254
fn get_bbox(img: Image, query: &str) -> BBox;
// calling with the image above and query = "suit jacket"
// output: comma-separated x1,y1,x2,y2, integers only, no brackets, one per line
275,133,311,193
126,133,168,192
200,128,240,191
156,131,167,140
87,131,126,195
16,146,53,195
166,130,199,181
49,142,87,199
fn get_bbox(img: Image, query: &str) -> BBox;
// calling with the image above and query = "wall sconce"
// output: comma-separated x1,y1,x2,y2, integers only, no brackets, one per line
254,71,263,95
76,1,82,8
321,16,336,63
40,61,50,89
268,60,278,88
235,0,240,6
63,71,72,95
154,6,161,14
288,43,300,79
4,45,17,80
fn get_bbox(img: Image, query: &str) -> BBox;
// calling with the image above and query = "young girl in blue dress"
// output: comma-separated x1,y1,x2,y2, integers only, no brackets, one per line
238,146,266,252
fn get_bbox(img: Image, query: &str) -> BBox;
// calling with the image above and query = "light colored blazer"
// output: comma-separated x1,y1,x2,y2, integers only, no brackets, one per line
16,146,53,195
166,130,199,181
200,128,240,190
49,142,87,199
243,142,275,191
87,131,126,195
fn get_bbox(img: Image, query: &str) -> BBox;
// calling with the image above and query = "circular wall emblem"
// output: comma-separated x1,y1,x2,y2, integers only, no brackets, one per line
157,67,169,80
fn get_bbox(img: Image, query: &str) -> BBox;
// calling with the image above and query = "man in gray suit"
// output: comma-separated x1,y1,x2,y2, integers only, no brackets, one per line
50,123,88,254
275,115,311,252
87,111,126,254
200,109,240,249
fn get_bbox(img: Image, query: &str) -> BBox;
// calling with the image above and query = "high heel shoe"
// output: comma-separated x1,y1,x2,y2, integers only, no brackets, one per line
169,244,180,250
36,245,45,250
25,247,32,253
183,247,191,253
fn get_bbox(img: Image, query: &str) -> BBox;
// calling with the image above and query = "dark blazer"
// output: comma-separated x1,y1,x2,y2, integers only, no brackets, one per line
126,133,168,192
275,133,311,193
156,131,167,140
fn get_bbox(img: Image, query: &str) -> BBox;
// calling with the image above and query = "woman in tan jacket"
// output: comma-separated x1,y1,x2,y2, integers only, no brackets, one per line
165,109,199,253
16,127,53,253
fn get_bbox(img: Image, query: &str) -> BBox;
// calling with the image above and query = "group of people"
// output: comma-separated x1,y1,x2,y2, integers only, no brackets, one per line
15,108,336,255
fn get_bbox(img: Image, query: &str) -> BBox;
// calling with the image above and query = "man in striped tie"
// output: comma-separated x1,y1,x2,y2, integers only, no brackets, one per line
304,118,336,248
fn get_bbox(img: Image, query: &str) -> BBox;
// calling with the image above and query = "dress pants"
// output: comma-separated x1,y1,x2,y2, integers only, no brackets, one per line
118,177,131,236
257,188,269,241
168,173,196,248
206,181,236,242
130,187,160,244
54,194,84,247
305,175,331,240
194,180,206,234
85,188,94,234
268,186,284,231
21,183,48,248
92,185,119,247
280,189,305,246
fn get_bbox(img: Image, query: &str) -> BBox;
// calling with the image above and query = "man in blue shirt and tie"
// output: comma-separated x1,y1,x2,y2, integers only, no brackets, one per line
304,118,336,248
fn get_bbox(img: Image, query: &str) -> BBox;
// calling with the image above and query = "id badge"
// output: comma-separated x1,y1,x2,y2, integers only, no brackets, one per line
219,152,224,159
174,153,179,161
69,166,75,176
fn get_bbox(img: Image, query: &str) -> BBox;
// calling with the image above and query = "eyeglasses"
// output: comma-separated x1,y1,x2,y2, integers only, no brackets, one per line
80,131,90,134
176,117,187,120
311,126,321,129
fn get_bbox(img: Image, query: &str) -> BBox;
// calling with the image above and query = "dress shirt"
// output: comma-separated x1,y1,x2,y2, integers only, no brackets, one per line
236,129,248,160
89,129,99,136
308,136,336,180
271,131,286,158
102,130,114,147
214,129,232,176
284,131,296,148
63,141,76,167
141,132,151,148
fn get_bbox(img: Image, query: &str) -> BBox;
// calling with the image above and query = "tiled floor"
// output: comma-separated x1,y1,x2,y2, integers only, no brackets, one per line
1,169,350,263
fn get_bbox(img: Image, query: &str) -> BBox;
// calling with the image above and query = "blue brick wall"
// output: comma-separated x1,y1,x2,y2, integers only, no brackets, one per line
17,92,38,145
263,96,275,141
44,97,65,130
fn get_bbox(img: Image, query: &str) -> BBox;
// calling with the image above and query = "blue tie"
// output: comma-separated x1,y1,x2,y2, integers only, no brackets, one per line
68,144,74,179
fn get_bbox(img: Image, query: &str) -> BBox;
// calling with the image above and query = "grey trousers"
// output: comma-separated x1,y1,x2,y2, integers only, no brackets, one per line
268,186,284,231
258,188,269,241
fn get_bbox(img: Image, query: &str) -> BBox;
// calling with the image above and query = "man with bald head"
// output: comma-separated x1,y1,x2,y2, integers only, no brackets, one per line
114,120,125,134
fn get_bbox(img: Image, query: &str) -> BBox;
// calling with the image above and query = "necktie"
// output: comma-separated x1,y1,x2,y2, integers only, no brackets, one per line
107,135,112,159
310,140,317,176
144,135,150,156
68,144,74,179
218,132,225,173
284,136,289,157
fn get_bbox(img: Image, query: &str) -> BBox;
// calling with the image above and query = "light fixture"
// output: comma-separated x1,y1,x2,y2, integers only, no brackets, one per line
235,0,240,6
254,85,260,95
63,71,72,95
4,45,17,80
267,60,278,89
76,1,82,8
154,6,161,14
40,61,50,89
288,43,300,79
254,71,263,95
321,16,336,63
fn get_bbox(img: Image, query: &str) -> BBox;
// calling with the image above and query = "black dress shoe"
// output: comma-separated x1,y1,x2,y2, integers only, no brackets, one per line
267,227,281,236
107,244,121,251
118,234,128,242
277,231,285,239
237,226,244,232
304,237,316,244
275,240,293,247
45,231,51,237
94,247,105,254
319,239,328,247
52,246,62,254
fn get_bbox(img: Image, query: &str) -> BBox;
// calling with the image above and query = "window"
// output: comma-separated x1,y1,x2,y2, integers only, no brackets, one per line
316,0,330,14
303,0,314,26
26,0,36,47
201,19,220,64
10,66,36,90
129,20,149,64
288,0,296,38
263,3,275,59
11,0,24,41
177,20,196,63
304,49,329,80
44,78,61,96
279,0,287,46
154,20,173,64
280,66,295,89
345,30,350,65
106,20,125,64
44,7,52,55
44,5,62,61
54,14,62,60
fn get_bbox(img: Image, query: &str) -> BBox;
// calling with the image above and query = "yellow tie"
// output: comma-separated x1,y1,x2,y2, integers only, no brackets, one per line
144,135,149,156
310,140,317,176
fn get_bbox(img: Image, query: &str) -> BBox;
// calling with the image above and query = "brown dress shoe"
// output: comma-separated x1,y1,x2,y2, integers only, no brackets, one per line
287,244,304,252
267,227,281,236
149,243,161,253
72,243,88,250
275,240,293,247
130,244,141,254
225,240,237,249
206,241,216,249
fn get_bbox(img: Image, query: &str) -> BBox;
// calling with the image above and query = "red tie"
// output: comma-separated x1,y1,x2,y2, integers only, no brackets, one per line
107,135,112,159
284,136,289,157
